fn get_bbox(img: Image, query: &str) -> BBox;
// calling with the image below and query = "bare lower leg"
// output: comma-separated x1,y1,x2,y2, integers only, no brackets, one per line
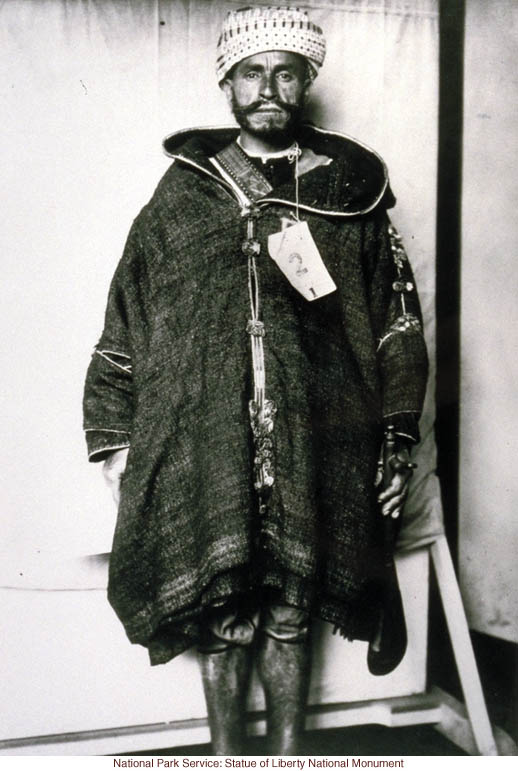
198,646,252,756
257,635,311,755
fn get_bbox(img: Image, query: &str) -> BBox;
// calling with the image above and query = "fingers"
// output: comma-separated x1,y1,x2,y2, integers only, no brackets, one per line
102,448,129,506
102,466,123,505
377,441,416,518
102,462,122,486
111,480,122,506
378,473,410,518
381,490,407,519
392,456,417,474
377,473,409,503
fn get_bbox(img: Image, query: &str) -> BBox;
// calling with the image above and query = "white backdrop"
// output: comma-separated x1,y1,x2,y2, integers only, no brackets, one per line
0,0,444,746
1,0,440,572
459,0,518,643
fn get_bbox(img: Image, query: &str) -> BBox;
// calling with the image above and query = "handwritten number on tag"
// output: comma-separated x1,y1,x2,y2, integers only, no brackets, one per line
289,252,309,276
267,221,336,302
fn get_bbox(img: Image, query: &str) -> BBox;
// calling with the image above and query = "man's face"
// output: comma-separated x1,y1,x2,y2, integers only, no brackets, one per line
223,51,309,144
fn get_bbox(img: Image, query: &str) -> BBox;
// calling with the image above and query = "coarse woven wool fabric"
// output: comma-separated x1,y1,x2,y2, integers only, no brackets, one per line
216,6,326,82
83,126,428,665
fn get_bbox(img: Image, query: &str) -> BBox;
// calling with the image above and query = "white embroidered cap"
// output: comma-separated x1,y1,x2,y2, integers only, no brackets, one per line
216,6,326,83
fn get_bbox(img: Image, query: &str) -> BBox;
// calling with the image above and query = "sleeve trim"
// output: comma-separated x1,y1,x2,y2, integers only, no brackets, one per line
383,410,421,418
94,349,132,374
84,428,131,434
101,350,131,359
88,444,130,462
394,431,418,442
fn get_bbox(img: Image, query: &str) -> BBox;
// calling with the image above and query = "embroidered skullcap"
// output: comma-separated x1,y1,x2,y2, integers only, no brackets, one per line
216,6,326,83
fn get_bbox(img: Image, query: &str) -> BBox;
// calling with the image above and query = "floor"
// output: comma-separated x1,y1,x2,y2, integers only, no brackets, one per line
124,725,467,756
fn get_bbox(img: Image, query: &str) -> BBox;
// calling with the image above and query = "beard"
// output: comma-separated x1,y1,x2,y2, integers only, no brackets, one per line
231,94,304,147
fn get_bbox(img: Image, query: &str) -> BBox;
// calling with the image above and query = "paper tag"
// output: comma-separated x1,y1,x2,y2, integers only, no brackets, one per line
268,221,336,301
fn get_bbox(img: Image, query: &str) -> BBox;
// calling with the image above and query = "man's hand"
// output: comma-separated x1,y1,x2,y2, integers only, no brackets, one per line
102,447,129,505
377,445,416,520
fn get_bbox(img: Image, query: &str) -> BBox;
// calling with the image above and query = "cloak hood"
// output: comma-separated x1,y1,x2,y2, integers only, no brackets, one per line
162,124,395,217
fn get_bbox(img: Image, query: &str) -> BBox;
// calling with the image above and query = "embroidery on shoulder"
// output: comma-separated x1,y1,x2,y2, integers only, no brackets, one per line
386,222,421,317
378,222,425,351
377,313,422,351
388,223,408,269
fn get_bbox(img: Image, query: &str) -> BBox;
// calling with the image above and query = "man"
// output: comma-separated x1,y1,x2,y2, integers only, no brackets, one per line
83,6,428,756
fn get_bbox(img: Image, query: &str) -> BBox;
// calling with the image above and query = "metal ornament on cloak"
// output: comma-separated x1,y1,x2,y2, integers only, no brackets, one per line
213,141,336,518
245,145,308,517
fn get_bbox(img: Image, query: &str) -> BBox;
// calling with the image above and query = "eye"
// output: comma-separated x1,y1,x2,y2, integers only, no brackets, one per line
245,71,260,80
277,71,294,82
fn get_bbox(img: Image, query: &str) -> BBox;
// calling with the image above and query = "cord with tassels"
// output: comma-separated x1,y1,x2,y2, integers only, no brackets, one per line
242,206,277,515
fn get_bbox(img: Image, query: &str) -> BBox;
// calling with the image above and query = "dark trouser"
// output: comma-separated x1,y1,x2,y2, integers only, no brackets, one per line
197,596,311,756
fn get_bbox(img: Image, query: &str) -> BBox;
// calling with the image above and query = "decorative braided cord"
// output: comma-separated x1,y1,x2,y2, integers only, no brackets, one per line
243,212,277,496
388,223,409,314
246,216,265,405
214,142,273,201
377,224,423,351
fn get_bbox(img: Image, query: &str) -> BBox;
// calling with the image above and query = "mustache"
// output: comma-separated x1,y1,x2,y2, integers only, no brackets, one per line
232,98,301,117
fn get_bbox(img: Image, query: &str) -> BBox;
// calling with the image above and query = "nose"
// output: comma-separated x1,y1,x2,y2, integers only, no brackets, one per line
259,73,277,100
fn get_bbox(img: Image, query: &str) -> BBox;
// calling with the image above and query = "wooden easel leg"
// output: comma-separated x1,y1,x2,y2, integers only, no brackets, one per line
430,534,498,755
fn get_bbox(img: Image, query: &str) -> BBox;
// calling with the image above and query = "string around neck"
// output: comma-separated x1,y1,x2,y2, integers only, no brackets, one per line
287,142,301,221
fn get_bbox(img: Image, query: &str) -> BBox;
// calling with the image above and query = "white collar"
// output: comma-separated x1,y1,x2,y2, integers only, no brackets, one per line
237,136,298,163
